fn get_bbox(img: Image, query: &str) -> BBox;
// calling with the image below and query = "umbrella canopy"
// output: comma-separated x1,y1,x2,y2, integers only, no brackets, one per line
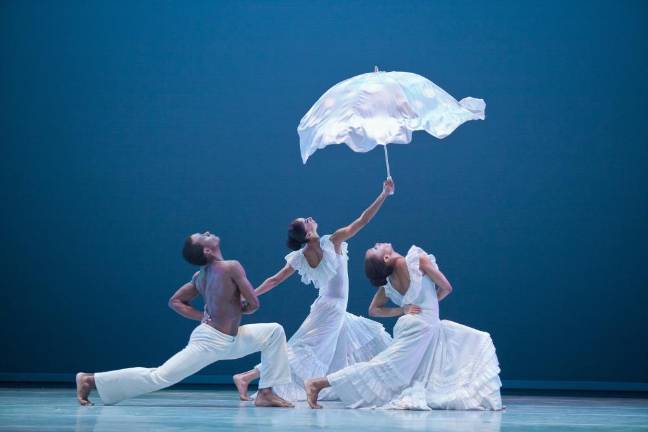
298,70,485,165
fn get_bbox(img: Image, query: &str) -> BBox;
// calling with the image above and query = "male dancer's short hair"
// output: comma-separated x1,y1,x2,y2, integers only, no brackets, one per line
182,236,208,266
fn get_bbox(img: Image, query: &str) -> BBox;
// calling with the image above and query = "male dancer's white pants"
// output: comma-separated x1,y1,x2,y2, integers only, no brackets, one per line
95,322,290,405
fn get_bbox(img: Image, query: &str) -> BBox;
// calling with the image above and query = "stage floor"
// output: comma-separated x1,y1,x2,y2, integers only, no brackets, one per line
0,387,646,431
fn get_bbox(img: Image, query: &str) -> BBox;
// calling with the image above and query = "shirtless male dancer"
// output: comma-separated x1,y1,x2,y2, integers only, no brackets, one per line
76,231,293,407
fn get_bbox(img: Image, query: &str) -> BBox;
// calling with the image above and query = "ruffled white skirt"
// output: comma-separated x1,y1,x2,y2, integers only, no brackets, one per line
328,316,502,410
270,295,392,401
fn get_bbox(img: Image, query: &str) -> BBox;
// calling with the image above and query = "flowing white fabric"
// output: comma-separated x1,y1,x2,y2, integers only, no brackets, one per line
257,235,392,401
298,71,486,163
95,323,291,405
328,246,502,410
284,234,343,295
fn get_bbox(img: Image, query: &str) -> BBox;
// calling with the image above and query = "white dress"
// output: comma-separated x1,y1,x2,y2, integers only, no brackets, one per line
327,246,502,410
260,235,392,401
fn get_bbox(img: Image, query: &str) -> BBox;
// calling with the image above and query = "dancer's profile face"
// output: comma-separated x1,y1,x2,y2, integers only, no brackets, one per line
191,231,220,250
368,242,394,262
298,217,318,236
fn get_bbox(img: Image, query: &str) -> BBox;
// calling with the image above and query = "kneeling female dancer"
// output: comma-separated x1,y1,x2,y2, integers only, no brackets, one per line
233,179,395,401
305,243,502,410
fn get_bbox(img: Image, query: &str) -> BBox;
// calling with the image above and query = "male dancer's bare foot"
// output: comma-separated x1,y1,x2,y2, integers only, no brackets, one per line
305,379,323,409
254,388,294,408
75,373,95,406
233,373,253,401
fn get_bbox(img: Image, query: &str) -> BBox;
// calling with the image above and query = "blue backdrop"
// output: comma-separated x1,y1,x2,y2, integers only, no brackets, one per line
1,1,647,387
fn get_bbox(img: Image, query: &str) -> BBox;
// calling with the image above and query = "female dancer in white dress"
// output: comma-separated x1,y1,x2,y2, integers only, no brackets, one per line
233,179,395,401
305,243,502,410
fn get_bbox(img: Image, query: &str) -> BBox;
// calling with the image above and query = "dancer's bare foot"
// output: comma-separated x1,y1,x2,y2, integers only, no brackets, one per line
75,373,95,406
233,373,252,401
305,379,322,409
254,388,294,408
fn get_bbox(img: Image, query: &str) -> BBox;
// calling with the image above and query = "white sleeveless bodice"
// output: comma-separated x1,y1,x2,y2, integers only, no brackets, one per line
385,246,439,323
284,234,349,303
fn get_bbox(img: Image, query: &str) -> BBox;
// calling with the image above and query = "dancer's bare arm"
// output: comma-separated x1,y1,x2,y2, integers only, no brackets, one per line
255,264,296,296
420,255,453,301
231,261,260,314
169,280,203,321
368,287,421,317
330,178,394,247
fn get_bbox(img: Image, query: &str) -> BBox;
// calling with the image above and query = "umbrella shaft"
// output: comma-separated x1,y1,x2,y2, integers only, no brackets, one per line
383,145,391,179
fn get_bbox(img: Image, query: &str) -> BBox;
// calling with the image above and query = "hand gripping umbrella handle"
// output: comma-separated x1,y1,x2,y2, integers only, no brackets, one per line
384,145,394,195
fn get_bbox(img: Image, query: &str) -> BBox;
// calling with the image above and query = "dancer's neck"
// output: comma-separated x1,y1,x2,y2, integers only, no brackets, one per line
206,250,225,262
389,256,409,289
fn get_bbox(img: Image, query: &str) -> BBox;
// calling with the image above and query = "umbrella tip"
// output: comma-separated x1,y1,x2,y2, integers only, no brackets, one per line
374,65,379,72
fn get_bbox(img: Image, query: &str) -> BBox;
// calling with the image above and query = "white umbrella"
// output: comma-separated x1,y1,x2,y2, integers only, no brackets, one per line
298,67,485,179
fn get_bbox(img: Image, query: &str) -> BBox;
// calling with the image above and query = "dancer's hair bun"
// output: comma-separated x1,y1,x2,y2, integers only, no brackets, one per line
364,253,395,287
287,219,308,251
287,237,304,251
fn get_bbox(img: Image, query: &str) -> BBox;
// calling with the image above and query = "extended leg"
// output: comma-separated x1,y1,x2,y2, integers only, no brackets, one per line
90,325,224,405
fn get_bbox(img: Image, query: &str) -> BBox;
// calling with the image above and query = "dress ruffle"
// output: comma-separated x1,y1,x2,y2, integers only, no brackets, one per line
329,354,411,408
423,321,502,410
284,235,347,290
271,307,392,402
318,313,392,401
342,313,392,364
329,320,502,410
401,245,427,306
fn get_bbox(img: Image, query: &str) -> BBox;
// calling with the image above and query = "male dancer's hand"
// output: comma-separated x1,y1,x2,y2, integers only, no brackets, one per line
232,261,260,314
240,298,256,315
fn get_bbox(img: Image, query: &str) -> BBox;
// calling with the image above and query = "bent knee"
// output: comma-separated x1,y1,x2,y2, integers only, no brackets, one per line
269,323,286,338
